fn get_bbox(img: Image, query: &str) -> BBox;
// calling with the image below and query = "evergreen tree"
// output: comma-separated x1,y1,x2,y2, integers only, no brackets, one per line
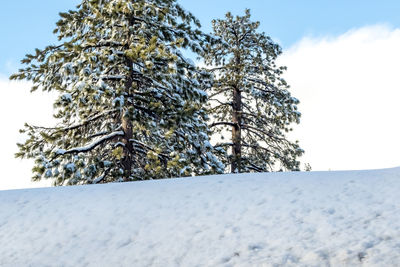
11,0,224,185
203,10,304,173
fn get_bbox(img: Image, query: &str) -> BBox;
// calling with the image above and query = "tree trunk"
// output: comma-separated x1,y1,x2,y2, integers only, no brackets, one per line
121,113,133,180
231,85,242,173
121,57,134,181
231,45,242,173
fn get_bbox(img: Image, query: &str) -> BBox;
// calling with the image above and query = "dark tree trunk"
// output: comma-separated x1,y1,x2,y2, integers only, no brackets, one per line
231,43,243,173
231,85,242,173
121,57,134,181
121,113,133,180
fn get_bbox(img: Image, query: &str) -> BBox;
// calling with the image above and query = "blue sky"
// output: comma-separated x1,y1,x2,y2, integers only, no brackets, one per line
2,1,400,189
181,0,400,46
1,0,400,75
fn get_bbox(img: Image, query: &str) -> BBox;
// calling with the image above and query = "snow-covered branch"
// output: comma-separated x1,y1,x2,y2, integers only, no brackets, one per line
56,131,124,156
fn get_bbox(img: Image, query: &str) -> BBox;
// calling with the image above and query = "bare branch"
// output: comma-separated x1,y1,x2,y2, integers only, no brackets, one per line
241,124,285,141
209,87,232,98
209,98,232,106
214,142,234,147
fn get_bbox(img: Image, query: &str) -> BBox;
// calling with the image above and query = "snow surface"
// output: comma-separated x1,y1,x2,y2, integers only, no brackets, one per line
1,168,400,266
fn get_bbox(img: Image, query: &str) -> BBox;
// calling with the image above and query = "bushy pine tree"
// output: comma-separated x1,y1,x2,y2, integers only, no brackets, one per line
204,10,304,173
11,0,224,185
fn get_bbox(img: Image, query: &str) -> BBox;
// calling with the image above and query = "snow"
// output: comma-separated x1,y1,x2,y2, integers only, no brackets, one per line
65,163,76,172
55,149,66,155
93,174,105,184
61,93,72,102
184,56,195,66
1,168,400,266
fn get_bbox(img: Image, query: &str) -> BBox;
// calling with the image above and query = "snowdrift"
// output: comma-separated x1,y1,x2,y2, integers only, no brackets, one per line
1,168,400,266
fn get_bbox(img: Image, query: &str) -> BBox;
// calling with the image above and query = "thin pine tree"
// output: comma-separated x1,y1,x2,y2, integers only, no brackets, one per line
204,10,304,173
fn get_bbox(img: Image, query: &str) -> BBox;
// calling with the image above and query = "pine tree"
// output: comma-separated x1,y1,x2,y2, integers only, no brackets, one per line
203,10,304,173
11,0,224,185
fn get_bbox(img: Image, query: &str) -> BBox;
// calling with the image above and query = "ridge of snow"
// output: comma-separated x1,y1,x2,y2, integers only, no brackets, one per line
1,167,400,266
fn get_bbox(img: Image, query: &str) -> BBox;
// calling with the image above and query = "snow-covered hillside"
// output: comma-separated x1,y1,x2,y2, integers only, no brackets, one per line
1,168,400,266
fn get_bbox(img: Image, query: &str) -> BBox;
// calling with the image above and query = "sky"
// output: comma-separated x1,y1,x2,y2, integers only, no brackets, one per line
1,0,400,189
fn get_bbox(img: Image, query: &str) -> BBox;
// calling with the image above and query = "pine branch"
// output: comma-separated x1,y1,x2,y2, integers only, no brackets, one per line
62,110,117,132
29,110,116,137
87,131,109,140
238,29,252,42
100,75,126,81
207,66,228,71
247,162,264,172
241,124,286,142
209,121,237,128
92,167,112,184
56,131,124,156
214,142,234,147
250,85,276,94
241,143,272,153
129,139,171,159
80,41,124,50
209,88,233,98
245,77,278,91
209,98,232,106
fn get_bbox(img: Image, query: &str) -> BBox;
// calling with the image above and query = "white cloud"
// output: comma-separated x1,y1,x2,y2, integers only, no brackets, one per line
0,79,54,190
279,24,400,171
